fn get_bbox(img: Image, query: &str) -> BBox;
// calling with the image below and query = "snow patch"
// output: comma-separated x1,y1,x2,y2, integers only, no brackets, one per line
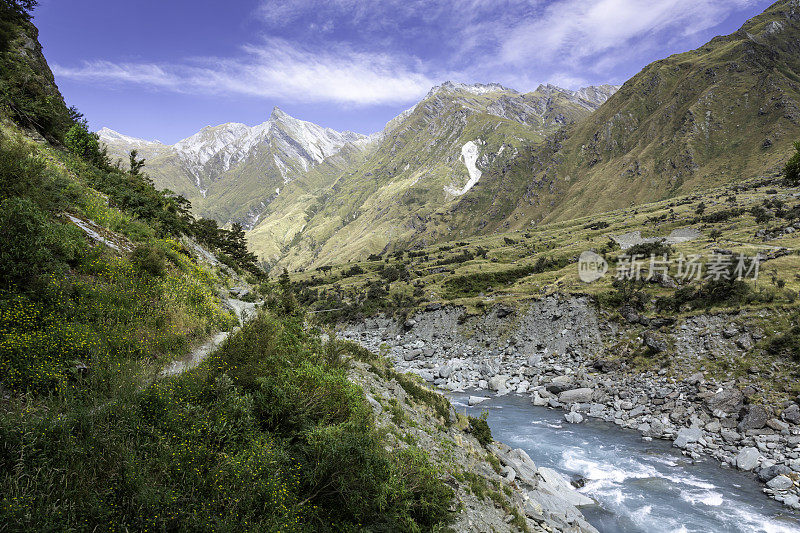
444,141,483,196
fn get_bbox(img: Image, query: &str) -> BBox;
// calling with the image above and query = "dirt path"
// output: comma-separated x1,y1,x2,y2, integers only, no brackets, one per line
159,298,258,377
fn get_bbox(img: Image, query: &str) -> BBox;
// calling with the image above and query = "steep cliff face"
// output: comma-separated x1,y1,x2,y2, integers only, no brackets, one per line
490,0,800,230
0,7,73,142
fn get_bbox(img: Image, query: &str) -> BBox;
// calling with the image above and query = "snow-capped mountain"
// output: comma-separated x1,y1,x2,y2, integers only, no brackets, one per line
99,107,370,226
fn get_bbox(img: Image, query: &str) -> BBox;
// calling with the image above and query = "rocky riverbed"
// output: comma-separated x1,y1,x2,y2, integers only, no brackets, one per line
338,296,800,510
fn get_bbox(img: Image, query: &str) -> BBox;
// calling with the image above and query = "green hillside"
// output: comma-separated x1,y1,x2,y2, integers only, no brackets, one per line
489,0,800,231
0,6,460,531
249,84,615,271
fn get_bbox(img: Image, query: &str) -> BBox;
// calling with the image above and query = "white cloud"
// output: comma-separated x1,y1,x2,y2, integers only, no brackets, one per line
498,0,759,70
53,39,434,106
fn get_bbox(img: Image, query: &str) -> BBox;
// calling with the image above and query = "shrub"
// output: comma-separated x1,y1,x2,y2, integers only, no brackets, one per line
784,141,800,186
130,243,167,277
0,196,82,292
64,123,108,168
766,324,800,361
468,412,493,446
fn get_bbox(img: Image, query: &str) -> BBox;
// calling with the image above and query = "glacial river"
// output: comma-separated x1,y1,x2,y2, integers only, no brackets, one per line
451,393,800,533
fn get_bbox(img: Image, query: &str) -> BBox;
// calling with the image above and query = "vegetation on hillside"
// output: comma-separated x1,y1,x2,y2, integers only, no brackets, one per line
0,308,454,531
0,11,456,530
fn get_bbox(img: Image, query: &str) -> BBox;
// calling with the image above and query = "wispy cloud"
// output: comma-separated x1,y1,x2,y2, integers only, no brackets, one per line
498,0,759,71
53,39,434,106
54,0,767,105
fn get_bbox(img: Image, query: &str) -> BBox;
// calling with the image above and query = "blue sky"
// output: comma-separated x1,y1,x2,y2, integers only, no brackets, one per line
35,0,775,144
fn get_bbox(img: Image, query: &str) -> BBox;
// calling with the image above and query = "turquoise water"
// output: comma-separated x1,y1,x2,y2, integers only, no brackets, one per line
451,393,800,533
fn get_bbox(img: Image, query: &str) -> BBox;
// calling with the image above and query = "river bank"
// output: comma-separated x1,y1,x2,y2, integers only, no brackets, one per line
338,296,800,510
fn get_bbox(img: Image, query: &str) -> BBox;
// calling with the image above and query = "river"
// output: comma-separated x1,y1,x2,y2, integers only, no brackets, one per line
451,392,800,533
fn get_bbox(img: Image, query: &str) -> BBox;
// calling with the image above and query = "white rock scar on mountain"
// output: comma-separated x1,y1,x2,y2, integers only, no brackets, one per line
445,141,483,196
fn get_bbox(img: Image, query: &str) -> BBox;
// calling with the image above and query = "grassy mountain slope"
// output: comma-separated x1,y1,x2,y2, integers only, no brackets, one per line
249,83,616,271
488,0,800,232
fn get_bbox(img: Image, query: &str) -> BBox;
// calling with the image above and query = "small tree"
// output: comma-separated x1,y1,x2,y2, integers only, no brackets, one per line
64,123,108,167
129,149,146,176
785,141,800,186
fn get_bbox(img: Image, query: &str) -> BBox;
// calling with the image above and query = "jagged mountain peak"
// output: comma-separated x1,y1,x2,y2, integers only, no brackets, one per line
426,81,517,99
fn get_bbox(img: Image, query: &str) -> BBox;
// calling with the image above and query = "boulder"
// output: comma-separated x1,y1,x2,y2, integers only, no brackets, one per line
643,330,670,353
468,396,488,406
736,334,754,350
705,388,744,417
782,403,800,424
564,412,584,424
537,467,594,507
558,387,594,404
767,475,794,491
739,404,769,431
736,447,761,471
674,427,702,449
546,377,576,394
403,349,422,361
438,364,453,379
758,464,793,483
501,465,516,482
488,375,508,392
496,447,538,487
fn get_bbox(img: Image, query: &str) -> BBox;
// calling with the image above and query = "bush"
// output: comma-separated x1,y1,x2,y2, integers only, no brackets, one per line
64,123,108,168
766,325,800,361
784,141,800,186
130,243,167,277
468,412,493,447
0,196,82,291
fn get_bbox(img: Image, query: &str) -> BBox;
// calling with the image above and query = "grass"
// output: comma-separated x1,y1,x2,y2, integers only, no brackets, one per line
292,174,800,320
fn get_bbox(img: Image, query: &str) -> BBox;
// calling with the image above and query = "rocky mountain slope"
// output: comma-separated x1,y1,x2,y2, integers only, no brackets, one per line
99,107,371,227
248,82,617,269
483,0,800,233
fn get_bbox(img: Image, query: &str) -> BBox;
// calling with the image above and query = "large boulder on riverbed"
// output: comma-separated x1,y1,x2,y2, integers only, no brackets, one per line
736,447,761,471
558,388,594,404
537,467,594,507
674,427,702,449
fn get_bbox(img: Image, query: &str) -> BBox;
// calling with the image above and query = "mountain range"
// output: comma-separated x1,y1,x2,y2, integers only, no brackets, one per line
100,0,800,271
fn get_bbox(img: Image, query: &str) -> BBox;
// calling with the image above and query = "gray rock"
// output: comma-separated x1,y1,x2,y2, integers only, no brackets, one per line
468,396,489,406
767,475,794,491
565,412,584,424
782,403,800,424
643,330,670,353
721,429,741,443
706,388,744,416
537,467,594,507
403,349,422,361
767,418,789,432
736,334,754,351
736,447,761,471
546,381,576,394
739,404,769,431
758,464,793,482
558,387,594,404
488,375,508,392
439,364,453,379
674,427,702,449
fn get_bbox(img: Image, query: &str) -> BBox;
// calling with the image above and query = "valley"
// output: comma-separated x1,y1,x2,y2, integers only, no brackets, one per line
3,0,800,531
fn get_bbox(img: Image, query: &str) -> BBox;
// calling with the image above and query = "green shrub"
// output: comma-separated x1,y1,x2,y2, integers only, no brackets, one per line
0,196,83,292
64,123,108,168
130,243,167,277
784,140,800,186
468,412,493,447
